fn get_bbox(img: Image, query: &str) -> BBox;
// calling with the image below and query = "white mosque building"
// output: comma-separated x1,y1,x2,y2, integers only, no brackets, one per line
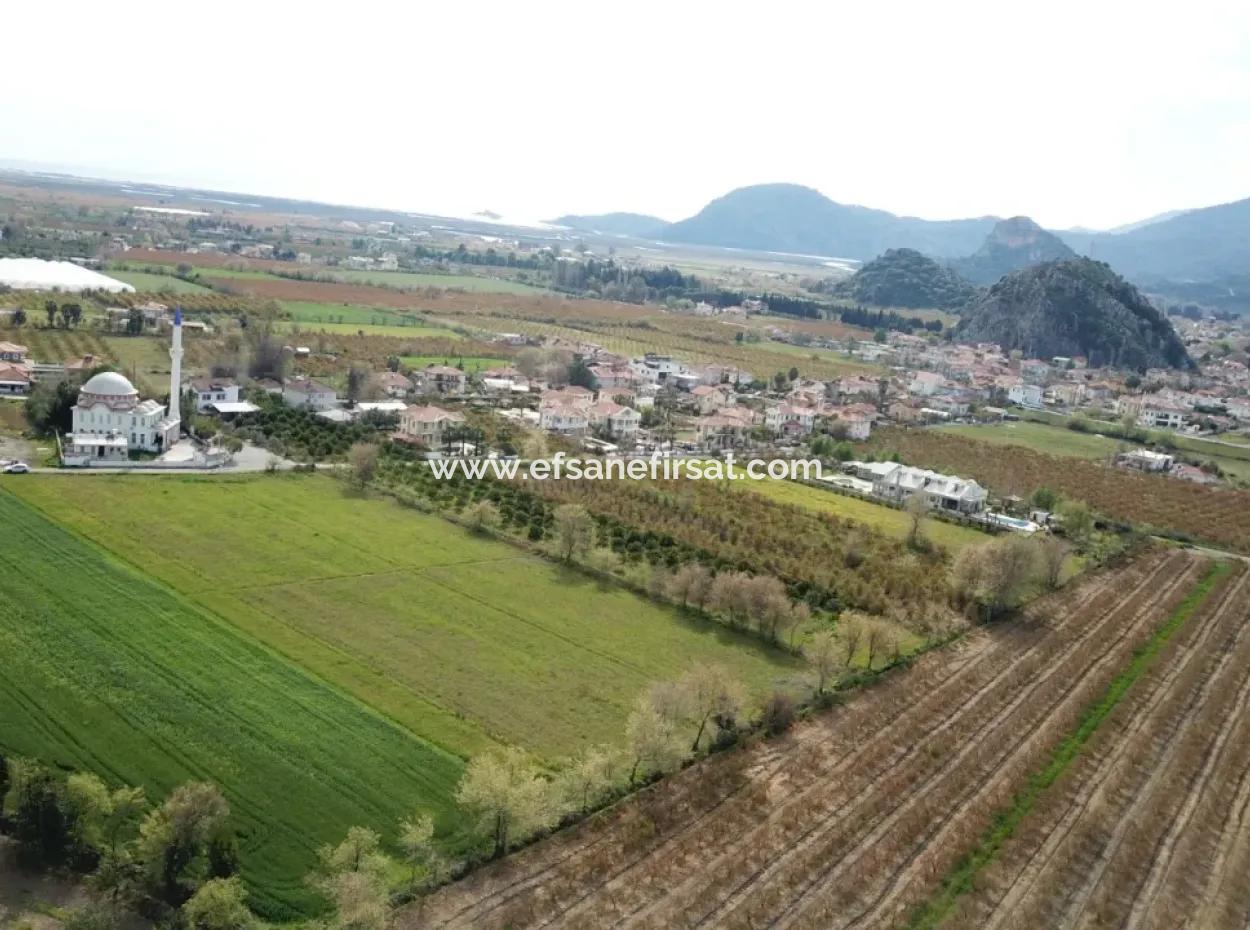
62,310,184,466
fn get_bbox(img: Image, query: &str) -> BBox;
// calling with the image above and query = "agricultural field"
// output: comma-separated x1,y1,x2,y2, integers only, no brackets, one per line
280,300,464,338
8,329,220,396
939,420,1124,460
5,472,797,754
329,269,547,295
739,477,988,553
865,427,1250,554
0,486,464,920
401,354,510,373
103,268,215,293
406,549,1240,930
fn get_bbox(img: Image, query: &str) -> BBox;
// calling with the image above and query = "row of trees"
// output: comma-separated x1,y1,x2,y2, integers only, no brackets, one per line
949,533,1070,621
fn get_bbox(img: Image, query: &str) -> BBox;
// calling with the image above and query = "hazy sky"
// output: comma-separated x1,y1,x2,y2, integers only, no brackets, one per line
6,0,1250,229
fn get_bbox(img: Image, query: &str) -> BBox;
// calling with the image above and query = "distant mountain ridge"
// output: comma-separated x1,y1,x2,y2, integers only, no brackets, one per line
950,217,1077,285
658,184,997,260
835,248,980,310
563,182,1250,290
956,258,1192,370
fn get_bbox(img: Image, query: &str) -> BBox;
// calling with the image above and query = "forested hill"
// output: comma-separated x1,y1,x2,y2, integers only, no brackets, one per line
955,258,1193,370
950,216,1077,285
551,212,666,238
657,184,996,259
833,248,980,310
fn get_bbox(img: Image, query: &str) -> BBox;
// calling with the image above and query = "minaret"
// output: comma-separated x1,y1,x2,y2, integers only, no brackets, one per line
168,306,183,431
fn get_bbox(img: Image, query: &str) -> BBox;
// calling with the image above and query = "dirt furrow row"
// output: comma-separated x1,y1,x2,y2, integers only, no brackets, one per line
761,558,1204,930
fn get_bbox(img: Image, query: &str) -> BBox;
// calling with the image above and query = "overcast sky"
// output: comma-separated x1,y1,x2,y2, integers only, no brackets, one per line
5,0,1250,230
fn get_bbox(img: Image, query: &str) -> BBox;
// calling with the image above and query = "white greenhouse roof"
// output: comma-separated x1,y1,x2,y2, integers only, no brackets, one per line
0,258,135,293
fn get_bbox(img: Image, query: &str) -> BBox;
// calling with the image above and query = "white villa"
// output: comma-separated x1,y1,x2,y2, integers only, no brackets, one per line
63,371,180,465
856,461,988,515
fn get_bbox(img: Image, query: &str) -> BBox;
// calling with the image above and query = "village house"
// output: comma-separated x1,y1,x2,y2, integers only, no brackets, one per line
422,364,468,395
1007,380,1044,408
689,384,733,415
185,377,240,413
764,402,817,438
376,371,413,399
587,400,641,439
283,377,338,411
539,402,589,436
695,412,753,450
909,371,946,397
0,341,27,364
0,363,31,395
395,404,465,447
631,353,684,385
1118,448,1175,472
1136,398,1188,430
860,462,988,515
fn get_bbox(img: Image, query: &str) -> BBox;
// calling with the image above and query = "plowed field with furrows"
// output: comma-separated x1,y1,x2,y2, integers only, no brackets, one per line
402,549,1226,930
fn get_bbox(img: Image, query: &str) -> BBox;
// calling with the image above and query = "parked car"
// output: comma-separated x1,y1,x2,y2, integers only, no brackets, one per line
3,461,30,474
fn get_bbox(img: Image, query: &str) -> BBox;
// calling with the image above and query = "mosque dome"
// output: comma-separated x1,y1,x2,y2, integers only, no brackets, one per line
80,371,139,397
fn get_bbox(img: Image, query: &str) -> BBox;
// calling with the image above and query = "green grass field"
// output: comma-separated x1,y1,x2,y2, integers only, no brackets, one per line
939,421,1123,460
739,478,988,553
401,355,509,373
3,475,799,911
277,320,469,339
0,486,463,920
105,269,215,294
329,270,546,295
280,301,467,339
944,419,1250,482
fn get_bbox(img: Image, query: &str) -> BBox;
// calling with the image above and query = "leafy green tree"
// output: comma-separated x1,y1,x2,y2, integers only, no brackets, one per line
552,503,595,563
625,691,688,784
4,758,76,867
310,827,391,930
397,810,444,889
136,781,232,906
182,877,259,930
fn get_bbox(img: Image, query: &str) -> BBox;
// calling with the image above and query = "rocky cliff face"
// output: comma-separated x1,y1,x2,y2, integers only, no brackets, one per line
951,216,1077,284
955,258,1192,370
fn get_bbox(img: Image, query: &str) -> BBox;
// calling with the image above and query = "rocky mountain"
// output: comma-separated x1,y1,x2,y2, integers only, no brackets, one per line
834,248,980,310
551,212,666,238
950,217,1077,285
956,258,1192,370
658,184,997,260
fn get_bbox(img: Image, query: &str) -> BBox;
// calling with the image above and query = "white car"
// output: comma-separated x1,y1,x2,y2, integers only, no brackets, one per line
3,461,30,474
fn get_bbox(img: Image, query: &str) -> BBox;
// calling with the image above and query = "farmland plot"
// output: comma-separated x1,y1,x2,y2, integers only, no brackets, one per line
403,548,1227,930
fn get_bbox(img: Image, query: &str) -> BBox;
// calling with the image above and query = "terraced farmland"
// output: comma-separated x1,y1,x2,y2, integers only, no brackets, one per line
404,548,1239,930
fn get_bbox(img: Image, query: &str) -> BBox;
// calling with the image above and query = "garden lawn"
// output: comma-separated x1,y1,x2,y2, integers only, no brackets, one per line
7,474,799,764
739,477,988,553
0,487,464,920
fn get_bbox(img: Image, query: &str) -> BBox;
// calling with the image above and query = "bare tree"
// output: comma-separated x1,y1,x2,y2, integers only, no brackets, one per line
804,630,842,696
681,664,747,751
463,499,501,534
552,503,595,563
1036,534,1070,590
950,535,1040,620
347,442,379,488
667,563,712,609
839,613,867,666
905,493,928,547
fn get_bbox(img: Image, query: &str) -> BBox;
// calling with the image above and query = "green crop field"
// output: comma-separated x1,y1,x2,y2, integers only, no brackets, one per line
105,269,215,294
330,270,547,295
401,354,510,373
3,475,799,912
0,486,464,920
278,320,469,339
942,419,1250,483
939,421,1123,460
280,301,467,339
739,477,988,553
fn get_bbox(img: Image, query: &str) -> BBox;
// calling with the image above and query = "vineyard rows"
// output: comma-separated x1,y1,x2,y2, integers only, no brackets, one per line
868,428,1250,554
404,549,1225,930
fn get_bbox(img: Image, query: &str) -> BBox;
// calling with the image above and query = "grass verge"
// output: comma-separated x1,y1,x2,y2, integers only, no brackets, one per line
906,559,1231,930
